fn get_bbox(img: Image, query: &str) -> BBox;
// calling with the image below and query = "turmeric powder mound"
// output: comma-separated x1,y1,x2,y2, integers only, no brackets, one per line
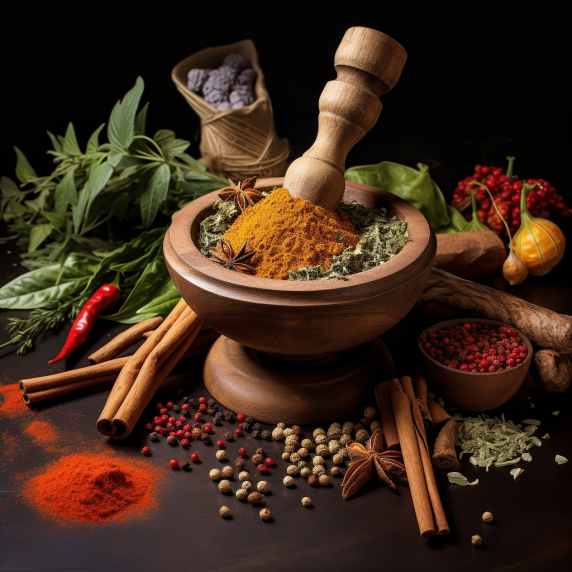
222,188,358,280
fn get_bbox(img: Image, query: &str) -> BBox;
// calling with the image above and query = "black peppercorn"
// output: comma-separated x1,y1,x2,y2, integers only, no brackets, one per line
211,405,218,413
207,398,216,407
242,422,251,432
255,447,265,456
189,398,199,410
213,418,223,426
245,416,254,424
150,432,158,441
172,404,182,413
360,417,370,427
224,432,234,441
261,430,271,440
223,411,233,421
353,423,364,433
252,423,261,431
206,408,216,416
200,432,209,441
182,396,189,403
252,430,260,439
234,457,247,472
167,435,177,444
180,460,190,470
193,423,202,430
252,453,264,465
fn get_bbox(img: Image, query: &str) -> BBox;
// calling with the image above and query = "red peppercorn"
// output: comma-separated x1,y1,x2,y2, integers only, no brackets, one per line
184,431,192,439
460,364,469,371
168,417,176,424
199,403,207,411
153,415,162,425
239,448,247,456
182,404,189,411
176,430,184,438
190,453,199,462
141,446,150,455
166,423,175,431
480,359,489,368
170,431,176,437
203,423,212,433
195,412,203,421
235,429,243,437
257,464,268,473
179,416,186,422
217,440,225,448
169,459,179,469
146,423,154,431
154,425,162,433
155,403,164,410
183,424,191,432
198,397,206,404
159,428,168,435
488,366,496,372
237,413,246,421
160,414,169,423
167,402,174,408
160,408,168,415
239,422,245,428
181,439,190,447
264,457,273,466
506,358,516,366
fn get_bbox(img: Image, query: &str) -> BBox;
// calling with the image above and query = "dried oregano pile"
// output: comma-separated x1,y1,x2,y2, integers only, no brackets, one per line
198,190,408,280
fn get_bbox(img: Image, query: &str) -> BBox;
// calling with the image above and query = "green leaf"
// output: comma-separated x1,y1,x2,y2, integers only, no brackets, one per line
72,162,113,233
104,256,169,323
28,224,53,253
134,102,149,136
177,153,208,170
108,151,124,168
140,163,170,228
24,187,51,213
136,279,180,315
54,167,78,215
14,146,37,184
0,176,24,198
47,131,63,154
107,77,145,150
154,129,175,146
0,254,99,309
62,123,82,156
86,123,105,155
42,210,66,230
435,205,468,234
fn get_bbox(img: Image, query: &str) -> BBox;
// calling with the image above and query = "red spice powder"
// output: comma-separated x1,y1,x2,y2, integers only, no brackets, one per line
24,420,58,445
25,453,160,523
1,430,18,463
0,384,29,416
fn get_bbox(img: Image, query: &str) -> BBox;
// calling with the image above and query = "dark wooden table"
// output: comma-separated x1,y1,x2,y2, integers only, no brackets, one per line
1,119,572,571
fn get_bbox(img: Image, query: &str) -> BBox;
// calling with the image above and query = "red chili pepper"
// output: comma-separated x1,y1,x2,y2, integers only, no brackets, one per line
48,284,121,364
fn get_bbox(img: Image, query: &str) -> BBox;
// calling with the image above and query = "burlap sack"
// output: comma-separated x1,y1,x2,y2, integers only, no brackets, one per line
171,40,289,180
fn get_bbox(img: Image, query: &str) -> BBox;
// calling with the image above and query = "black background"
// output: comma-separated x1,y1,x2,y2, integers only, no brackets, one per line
0,3,570,197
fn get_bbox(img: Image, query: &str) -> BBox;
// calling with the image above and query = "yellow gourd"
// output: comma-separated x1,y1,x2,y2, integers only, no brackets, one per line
513,184,566,276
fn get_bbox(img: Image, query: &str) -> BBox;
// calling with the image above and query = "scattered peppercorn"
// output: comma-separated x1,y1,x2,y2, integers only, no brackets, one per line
239,448,247,456
169,459,179,469
222,466,234,478
172,404,181,413
261,430,271,440
252,423,261,431
252,430,261,439
257,481,270,493
302,497,312,506
264,457,273,466
141,446,150,455
223,411,234,421
252,453,264,465
301,467,311,478
167,435,177,444
220,506,230,518
216,450,226,461
182,397,188,403
482,512,493,522
218,480,232,493
319,474,330,486
330,466,341,477
283,476,294,487
287,465,299,476
235,429,243,437
259,508,271,520
180,460,190,470
472,535,483,546
210,469,223,480
234,456,247,472
206,408,216,416
241,481,252,490
258,464,268,473
239,471,250,481
272,427,284,440
181,439,190,447
150,432,158,442
224,432,234,441
308,475,318,486
190,453,199,462
248,492,263,504
236,488,248,500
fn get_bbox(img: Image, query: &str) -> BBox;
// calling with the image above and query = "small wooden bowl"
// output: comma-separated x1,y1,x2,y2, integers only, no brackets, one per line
418,319,534,411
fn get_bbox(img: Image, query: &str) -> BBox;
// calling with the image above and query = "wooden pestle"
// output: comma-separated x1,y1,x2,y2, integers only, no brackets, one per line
284,27,407,211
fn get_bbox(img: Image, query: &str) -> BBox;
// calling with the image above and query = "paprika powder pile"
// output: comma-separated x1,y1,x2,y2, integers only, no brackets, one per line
24,420,58,445
0,384,29,416
221,188,358,279
25,453,160,523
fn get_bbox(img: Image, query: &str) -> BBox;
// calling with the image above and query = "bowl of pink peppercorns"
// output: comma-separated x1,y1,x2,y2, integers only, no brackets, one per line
418,319,533,411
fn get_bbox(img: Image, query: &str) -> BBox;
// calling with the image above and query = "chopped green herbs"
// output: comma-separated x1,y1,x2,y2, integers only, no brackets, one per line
555,455,568,465
198,199,239,255
447,472,478,486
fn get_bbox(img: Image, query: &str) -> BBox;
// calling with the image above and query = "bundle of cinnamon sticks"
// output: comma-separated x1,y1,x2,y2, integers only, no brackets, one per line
375,372,460,537
19,301,220,439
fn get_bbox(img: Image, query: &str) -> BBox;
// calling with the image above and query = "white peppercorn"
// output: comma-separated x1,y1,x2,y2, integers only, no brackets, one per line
300,467,311,478
339,447,348,458
290,453,301,463
313,465,326,476
218,479,232,493
327,424,342,440
283,428,293,438
215,450,226,461
209,469,223,481
301,438,316,450
316,444,330,457
313,428,325,439
319,474,330,486
342,421,354,435
333,453,344,464
472,535,482,546
297,447,309,458
272,427,284,440
313,455,324,466
315,434,328,445
302,497,312,506
364,406,377,420
220,506,230,517
259,508,271,520
287,465,299,476
277,422,286,429
257,481,270,493
355,428,370,443
328,440,341,454
241,480,252,490
283,475,294,487
285,435,300,447
236,488,248,500
282,452,290,461
239,471,250,481
221,466,234,478
298,460,308,469
482,512,493,522
369,420,381,432
339,434,352,446
330,466,341,476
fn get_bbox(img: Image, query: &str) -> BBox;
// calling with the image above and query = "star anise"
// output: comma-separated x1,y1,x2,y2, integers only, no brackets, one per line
342,428,407,499
209,239,256,274
218,176,263,212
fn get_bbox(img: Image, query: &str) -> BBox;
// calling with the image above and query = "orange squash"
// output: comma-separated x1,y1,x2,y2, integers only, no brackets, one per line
513,184,566,275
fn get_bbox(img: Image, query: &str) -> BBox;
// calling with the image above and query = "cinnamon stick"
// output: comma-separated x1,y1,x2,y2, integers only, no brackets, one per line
413,371,432,433
97,299,188,435
427,397,461,472
400,377,449,536
111,310,202,439
375,381,400,450
389,378,435,537
23,374,117,404
19,357,131,395
88,317,164,364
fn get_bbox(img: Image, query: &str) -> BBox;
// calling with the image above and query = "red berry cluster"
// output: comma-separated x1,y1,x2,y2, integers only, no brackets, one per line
420,323,528,373
451,163,571,236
